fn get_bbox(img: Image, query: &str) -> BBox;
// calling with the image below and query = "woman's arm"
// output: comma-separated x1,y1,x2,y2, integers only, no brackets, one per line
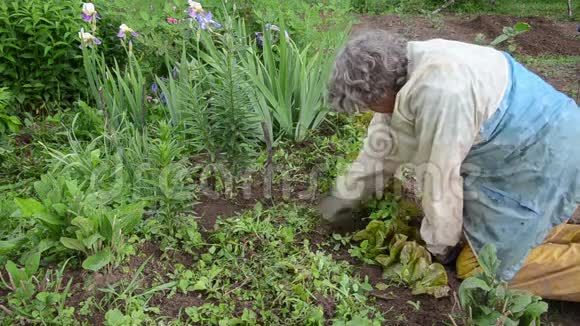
320,114,402,223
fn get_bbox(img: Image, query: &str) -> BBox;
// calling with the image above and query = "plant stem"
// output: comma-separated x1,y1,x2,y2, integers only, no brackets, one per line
261,122,273,200
432,0,456,14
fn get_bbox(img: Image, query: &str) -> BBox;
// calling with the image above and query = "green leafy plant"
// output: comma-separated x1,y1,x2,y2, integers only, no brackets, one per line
0,0,82,113
82,45,148,131
154,19,260,174
195,19,260,172
0,87,21,135
0,259,75,324
162,203,385,325
457,244,548,326
12,171,147,272
351,220,450,298
241,22,338,142
96,258,176,325
206,0,353,53
490,22,531,52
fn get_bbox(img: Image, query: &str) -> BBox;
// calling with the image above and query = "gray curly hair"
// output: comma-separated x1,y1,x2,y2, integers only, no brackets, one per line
328,30,409,113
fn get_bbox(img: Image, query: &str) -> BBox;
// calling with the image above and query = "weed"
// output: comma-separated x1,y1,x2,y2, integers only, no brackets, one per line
456,244,548,325
489,22,531,53
0,259,75,324
165,203,385,324
423,10,445,31
0,88,20,136
98,258,176,325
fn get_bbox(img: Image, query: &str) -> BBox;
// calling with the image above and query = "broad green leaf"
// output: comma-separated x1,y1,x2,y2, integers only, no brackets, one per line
490,34,509,46
71,216,97,234
399,241,418,265
0,238,23,255
51,203,68,216
82,233,103,249
412,283,450,298
460,277,491,292
101,216,113,242
23,251,40,276
82,250,112,272
90,149,101,166
503,318,518,326
477,244,500,278
35,211,65,226
5,260,26,288
514,22,531,33
375,254,394,268
192,276,209,291
509,294,532,314
523,301,548,318
104,308,126,326
473,311,503,326
14,197,45,217
37,239,57,253
410,256,429,283
459,276,491,308
117,201,146,232
60,237,86,253
65,179,80,197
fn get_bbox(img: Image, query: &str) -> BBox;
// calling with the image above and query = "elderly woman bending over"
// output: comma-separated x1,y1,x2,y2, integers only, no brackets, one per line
321,30,580,302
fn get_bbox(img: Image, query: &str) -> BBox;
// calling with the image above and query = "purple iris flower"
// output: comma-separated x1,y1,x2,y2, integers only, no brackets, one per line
81,12,101,23
81,3,100,23
151,82,159,94
255,32,264,48
117,30,139,38
79,28,101,48
118,24,139,39
195,11,221,30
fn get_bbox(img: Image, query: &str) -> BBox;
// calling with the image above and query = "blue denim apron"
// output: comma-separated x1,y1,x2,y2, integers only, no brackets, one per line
462,53,580,281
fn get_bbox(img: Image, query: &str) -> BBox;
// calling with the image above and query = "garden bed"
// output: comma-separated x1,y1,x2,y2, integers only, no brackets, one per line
2,2,580,324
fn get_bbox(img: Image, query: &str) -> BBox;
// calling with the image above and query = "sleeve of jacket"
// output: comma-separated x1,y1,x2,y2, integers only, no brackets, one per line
327,114,402,210
408,64,478,256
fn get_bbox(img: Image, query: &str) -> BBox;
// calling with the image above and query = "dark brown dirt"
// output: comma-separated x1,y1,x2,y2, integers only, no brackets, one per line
544,301,580,326
352,15,580,56
150,292,206,318
194,196,250,234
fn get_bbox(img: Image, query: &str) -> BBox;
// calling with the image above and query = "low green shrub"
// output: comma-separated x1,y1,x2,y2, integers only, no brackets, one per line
457,244,549,325
0,0,83,114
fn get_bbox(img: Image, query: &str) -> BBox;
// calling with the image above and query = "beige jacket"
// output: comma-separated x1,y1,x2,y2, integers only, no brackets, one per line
332,39,509,255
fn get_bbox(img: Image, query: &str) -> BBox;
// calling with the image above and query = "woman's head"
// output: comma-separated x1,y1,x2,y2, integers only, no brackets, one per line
328,30,409,114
